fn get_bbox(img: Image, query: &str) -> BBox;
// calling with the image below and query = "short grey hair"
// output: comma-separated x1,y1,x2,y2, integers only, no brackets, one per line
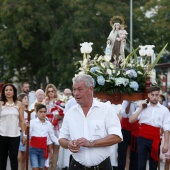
36,89,44,95
73,74,94,88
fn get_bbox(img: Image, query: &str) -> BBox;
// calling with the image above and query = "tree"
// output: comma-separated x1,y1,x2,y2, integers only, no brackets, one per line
0,0,130,89
0,0,169,90
133,0,170,51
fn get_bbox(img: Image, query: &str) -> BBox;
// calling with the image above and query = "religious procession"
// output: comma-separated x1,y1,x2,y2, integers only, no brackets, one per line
0,1,170,170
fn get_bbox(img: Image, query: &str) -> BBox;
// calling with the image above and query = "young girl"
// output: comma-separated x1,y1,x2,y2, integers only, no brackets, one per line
29,104,59,170
17,93,29,170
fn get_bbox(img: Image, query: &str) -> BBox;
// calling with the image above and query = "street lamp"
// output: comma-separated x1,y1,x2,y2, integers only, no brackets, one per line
130,0,133,52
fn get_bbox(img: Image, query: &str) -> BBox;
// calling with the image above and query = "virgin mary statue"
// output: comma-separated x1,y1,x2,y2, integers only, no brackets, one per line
107,22,126,64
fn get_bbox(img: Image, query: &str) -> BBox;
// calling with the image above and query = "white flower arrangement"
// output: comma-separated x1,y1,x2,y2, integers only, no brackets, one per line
75,42,168,94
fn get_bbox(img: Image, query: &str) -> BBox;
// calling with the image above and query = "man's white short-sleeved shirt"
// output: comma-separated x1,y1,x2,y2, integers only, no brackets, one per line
137,102,170,131
59,99,122,166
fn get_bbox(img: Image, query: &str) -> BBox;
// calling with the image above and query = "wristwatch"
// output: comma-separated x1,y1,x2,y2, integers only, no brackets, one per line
89,140,94,147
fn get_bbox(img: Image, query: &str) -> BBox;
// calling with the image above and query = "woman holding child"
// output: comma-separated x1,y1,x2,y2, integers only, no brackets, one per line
43,84,64,170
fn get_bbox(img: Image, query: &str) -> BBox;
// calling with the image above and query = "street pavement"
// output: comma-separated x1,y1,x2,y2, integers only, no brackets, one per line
7,158,165,170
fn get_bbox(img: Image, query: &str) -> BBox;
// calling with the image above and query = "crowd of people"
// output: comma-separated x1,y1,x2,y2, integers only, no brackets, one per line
0,75,170,170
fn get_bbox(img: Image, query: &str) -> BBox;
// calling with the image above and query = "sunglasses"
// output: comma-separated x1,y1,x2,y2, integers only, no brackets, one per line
47,90,55,93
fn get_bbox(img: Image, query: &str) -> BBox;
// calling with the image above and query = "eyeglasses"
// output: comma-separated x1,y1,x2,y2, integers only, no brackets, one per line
47,90,55,94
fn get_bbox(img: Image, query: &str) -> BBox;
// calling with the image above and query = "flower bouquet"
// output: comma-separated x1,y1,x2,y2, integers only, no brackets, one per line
75,42,168,95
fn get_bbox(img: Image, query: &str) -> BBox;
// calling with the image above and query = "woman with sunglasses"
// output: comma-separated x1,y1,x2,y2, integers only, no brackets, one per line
0,83,26,170
43,83,63,170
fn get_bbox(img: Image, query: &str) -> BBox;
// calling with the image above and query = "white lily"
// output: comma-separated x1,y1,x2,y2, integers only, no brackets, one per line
97,55,103,62
117,71,120,76
109,63,114,69
137,71,143,75
139,45,146,56
145,45,155,56
106,69,112,75
80,42,93,54
104,55,111,62
100,62,105,68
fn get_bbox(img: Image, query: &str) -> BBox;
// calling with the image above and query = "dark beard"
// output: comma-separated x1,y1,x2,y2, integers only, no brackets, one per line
24,90,29,94
150,100,158,105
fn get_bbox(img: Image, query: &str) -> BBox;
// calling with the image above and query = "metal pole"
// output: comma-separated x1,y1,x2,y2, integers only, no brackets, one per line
130,0,133,52
25,109,34,170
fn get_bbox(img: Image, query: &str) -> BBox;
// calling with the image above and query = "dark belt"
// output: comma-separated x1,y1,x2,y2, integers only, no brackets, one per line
71,157,110,170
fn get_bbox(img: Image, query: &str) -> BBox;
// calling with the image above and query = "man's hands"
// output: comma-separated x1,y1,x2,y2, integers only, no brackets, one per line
77,137,91,147
68,137,92,153
68,140,80,153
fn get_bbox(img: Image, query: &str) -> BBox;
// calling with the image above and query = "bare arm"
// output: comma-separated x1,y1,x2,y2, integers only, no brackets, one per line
18,101,25,133
129,107,143,123
162,130,169,153
18,101,26,145
125,102,131,114
91,134,121,147
77,134,121,148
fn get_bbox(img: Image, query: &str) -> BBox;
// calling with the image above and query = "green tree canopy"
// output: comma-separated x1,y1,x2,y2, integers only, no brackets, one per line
0,0,169,90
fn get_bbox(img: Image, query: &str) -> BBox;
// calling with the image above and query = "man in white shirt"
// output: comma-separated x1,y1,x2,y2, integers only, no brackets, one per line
129,86,170,170
59,74,122,170
62,88,73,104
29,89,45,110
118,100,139,170
20,82,36,106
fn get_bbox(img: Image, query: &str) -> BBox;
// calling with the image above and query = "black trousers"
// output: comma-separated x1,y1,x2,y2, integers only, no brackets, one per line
118,129,138,170
137,136,159,170
0,135,20,170
69,157,112,170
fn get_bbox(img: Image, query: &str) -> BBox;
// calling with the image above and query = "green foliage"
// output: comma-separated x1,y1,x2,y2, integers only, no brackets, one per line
0,0,169,91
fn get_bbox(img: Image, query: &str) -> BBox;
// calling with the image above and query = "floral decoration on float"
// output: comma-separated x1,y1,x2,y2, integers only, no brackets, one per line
74,42,168,104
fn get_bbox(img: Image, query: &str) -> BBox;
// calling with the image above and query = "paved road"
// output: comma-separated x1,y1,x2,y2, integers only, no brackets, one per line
7,158,165,170
7,158,31,170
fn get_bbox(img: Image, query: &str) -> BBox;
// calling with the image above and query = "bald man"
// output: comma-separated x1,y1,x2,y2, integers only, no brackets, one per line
63,88,72,97
63,88,73,103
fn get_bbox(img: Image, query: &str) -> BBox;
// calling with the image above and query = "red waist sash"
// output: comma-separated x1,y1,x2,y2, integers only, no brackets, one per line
30,136,48,158
121,118,139,152
121,118,139,132
130,120,140,152
139,124,160,161
121,118,131,131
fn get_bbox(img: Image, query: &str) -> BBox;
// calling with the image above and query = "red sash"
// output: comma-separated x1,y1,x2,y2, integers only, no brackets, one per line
30,136,48,158
130,120,140,152
121,118,139,132
139,124,160,162
121,118,139,152
121,118,132,131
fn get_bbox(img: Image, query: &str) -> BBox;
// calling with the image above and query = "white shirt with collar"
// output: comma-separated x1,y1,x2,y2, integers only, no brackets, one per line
121,100,136,118
137,102,170,131
64,97,77,114
30,118,59,145
59,99,123,167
